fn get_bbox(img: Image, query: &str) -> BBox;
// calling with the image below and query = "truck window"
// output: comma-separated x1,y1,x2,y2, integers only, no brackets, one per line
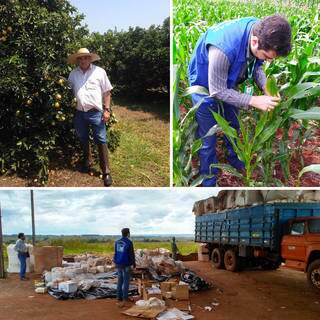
290,222,305,235
309,220,320,233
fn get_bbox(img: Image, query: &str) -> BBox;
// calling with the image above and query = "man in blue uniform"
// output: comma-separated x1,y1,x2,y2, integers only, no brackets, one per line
114,228,136,308
188,15,292,186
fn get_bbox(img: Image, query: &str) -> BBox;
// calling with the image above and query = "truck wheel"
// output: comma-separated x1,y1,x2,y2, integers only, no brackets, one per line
211,248,224,269
307,259,320,291
224,249,238,272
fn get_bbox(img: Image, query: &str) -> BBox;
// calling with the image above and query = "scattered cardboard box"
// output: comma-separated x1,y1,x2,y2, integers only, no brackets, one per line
160,281,177,294
58,280,77,293
143,286,162,300
122,305,166,319
172,284,189,301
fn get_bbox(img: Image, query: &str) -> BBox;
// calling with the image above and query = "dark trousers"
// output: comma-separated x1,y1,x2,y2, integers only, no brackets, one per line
18,253,27,279
193,94,244,186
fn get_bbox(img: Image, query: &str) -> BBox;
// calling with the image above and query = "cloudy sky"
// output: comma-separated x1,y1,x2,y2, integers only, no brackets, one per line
0,189,218,236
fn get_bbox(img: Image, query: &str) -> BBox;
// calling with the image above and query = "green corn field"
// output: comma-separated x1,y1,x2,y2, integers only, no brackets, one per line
173,0,320,187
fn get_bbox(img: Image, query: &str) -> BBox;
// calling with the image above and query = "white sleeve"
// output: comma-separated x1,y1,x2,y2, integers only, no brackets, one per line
101,69,113,93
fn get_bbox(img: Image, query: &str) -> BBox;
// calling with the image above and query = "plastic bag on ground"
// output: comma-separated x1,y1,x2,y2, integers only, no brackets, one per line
136,297,165,308
157,308,194,320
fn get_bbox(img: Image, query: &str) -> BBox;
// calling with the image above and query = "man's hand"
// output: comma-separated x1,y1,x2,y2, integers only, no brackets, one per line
102,110,110,122
249,95,281,112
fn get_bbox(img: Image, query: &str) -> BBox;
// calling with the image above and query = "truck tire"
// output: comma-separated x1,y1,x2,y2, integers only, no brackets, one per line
224,249,239,272
211,248,224,269
307,259,320,291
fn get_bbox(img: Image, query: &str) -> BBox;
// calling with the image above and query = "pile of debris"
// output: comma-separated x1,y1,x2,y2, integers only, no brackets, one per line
135,249,184,280
37,248,211,319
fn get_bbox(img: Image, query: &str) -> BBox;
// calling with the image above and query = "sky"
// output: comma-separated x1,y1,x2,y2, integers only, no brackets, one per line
69,0,170,33
0,189,219,236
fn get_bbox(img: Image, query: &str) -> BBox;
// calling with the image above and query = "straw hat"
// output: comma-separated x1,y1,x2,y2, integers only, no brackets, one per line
67,48,100,64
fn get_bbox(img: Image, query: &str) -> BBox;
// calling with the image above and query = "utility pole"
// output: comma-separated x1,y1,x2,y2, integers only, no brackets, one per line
31,190,35,246
0,203,5,278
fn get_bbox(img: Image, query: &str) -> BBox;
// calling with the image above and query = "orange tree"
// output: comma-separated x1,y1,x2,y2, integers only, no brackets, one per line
86,17,170,97
0,0,119,184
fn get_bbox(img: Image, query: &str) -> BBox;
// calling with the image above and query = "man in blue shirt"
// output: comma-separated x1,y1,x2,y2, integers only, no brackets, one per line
188,15,292,186
114,228,136,308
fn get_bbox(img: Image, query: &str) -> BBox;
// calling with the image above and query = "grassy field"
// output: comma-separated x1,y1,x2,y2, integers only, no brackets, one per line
48,239,197,256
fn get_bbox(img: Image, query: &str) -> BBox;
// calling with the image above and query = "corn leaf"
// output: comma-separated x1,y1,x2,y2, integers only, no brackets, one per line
265,75,279,96
211,111,238,138
290,107,320,120
203,124,221,138
209,163,244,179
299,164,320,178
182,85,209,97
191,138,202,155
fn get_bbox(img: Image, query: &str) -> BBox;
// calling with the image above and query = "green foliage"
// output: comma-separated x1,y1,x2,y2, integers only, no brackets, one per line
0,0,87,184
85,18,169,97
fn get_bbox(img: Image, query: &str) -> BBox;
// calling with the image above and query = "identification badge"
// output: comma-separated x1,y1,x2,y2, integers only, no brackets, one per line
244,84,254,96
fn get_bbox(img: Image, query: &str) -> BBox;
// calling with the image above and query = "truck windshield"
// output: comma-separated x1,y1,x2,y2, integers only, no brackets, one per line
309,220,320,233
290,222,305,235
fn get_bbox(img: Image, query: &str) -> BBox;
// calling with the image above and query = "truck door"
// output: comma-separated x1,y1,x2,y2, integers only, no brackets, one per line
281,220,307,262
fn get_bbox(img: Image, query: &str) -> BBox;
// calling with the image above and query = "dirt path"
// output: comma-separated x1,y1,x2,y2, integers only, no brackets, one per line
1,261,319,320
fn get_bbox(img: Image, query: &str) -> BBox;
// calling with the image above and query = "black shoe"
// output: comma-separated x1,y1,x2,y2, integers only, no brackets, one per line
103,173,112,186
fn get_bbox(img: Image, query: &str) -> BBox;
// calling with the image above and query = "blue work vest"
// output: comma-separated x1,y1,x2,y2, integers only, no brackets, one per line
114,237,132,266
188,17,263,90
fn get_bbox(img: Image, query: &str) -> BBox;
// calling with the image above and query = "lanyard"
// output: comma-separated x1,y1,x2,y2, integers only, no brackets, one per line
247,57,256,81
243,58,256,96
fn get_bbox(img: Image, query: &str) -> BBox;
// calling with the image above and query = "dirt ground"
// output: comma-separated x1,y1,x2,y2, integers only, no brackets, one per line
0,261,319,320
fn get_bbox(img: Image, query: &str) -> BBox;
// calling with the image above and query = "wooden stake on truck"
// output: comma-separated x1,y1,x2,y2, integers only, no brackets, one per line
0,203,5,278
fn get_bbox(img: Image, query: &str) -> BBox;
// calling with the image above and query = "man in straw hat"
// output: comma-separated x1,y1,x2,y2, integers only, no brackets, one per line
68,48,113,186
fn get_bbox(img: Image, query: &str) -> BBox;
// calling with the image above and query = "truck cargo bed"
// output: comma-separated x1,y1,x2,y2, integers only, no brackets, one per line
195,203,320,252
